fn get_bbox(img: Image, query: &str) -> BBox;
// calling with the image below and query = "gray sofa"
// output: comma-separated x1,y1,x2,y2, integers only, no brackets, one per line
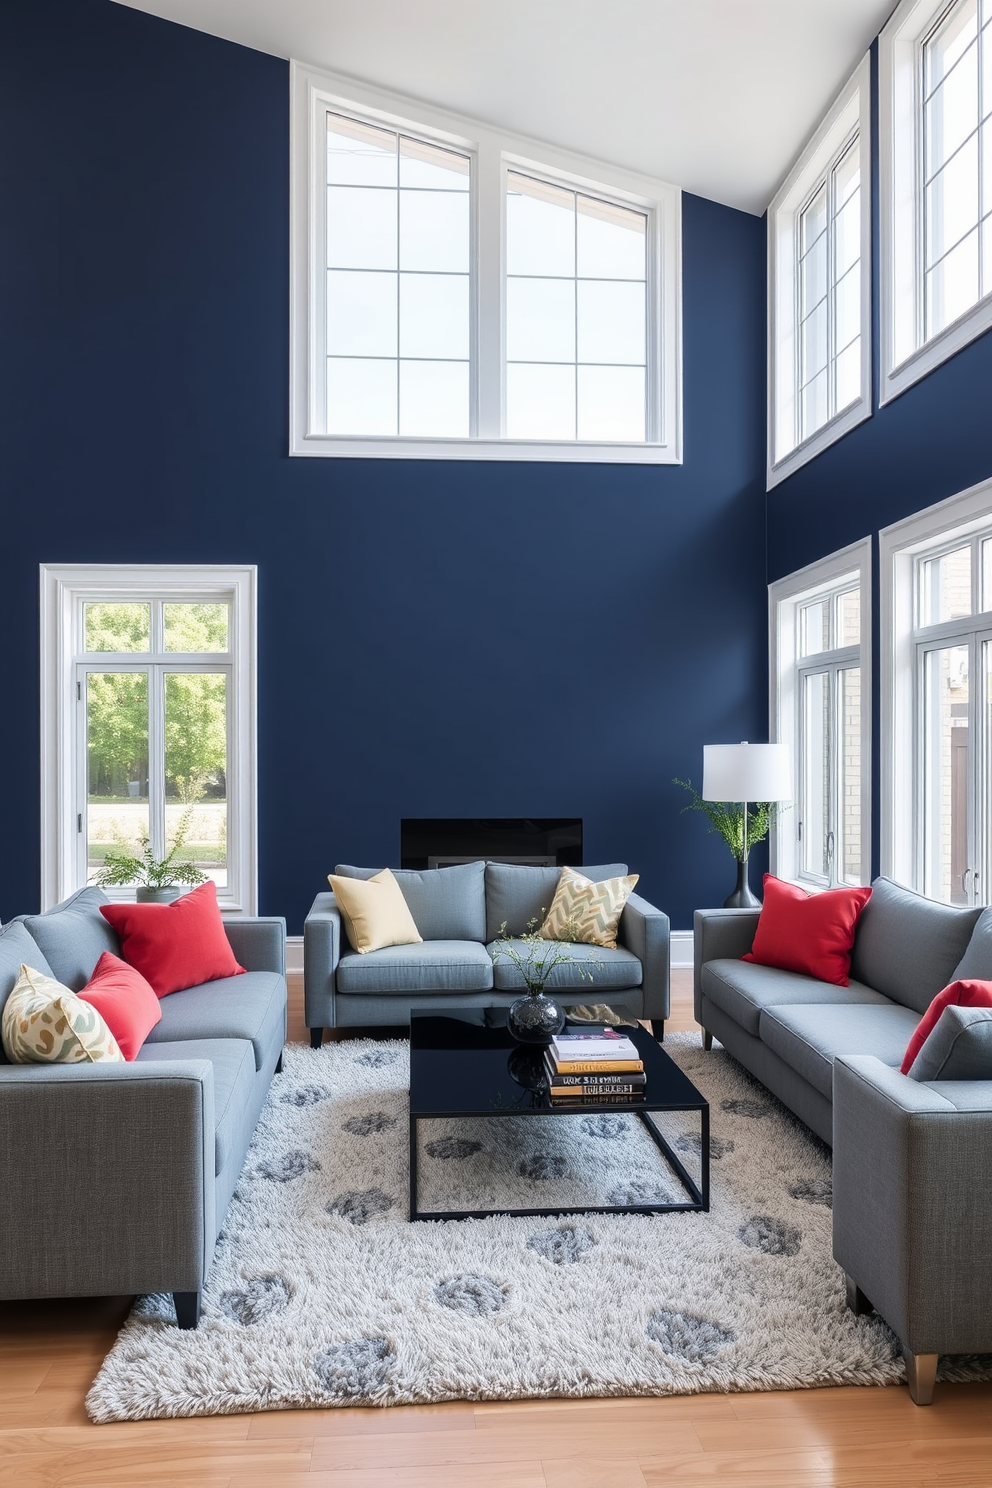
0,886,287,1329
305,860,669,1041
695,875,992,1402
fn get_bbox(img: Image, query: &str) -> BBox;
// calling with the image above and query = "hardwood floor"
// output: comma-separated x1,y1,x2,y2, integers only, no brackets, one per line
3,970,991,1488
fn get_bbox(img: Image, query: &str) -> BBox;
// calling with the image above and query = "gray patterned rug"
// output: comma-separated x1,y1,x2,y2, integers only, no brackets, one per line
86,1033,989,1421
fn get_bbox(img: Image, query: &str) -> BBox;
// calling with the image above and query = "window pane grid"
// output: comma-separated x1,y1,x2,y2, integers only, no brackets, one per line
325,111,471,438
923,0,992,333
796,134,861,444
505,171,648,442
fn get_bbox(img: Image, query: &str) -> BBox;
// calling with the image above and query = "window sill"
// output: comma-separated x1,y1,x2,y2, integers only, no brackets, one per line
767,393,871,490
289,433,682,464
881,291,992,407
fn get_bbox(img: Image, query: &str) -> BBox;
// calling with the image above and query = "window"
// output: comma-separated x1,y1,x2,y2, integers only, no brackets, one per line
291,63,681,462
40,566,257,914
880,0,992,402
768,58,871,488
770,540,872,887
881,480,992,904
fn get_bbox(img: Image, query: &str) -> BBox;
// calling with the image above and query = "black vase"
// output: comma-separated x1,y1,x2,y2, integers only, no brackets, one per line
507,991,565,1044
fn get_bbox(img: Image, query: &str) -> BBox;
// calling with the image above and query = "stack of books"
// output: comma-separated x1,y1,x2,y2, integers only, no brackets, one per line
544,1030,646,1104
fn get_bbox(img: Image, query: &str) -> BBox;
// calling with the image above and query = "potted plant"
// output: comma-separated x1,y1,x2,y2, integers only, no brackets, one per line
673,777,776,907
490,919,597,1044
93,807,207,903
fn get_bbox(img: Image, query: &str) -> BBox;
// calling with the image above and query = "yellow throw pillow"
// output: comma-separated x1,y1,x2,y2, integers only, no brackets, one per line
1,964,125,1064
538,866,639,949
327,868,424,955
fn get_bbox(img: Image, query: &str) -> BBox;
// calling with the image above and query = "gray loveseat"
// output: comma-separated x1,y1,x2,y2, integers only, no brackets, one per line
0,886,287,1329
305,860,669,1041
695,875,992,1402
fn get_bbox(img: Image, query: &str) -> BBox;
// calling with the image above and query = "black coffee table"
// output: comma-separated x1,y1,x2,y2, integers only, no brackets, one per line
409,1011,709,1221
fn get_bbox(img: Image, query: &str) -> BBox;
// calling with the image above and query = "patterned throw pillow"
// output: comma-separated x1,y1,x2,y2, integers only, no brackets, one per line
538,866,639,949
1,964,124,1064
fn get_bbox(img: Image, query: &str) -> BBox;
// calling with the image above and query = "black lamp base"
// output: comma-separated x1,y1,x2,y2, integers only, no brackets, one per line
724,858,760,909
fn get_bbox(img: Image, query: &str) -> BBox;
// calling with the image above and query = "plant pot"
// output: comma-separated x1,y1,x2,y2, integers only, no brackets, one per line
135,887,186,905
507,992,565,1045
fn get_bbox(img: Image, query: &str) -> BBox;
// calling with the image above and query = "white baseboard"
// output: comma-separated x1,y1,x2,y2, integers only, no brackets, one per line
286,931,692,974
670,930,693,969
287,935,304,975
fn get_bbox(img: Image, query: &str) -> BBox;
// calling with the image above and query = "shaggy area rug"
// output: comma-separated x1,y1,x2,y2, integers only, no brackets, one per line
86,1034,991,1421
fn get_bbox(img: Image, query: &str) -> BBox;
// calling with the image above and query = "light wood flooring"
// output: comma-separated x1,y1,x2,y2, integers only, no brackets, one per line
3,971,991,1487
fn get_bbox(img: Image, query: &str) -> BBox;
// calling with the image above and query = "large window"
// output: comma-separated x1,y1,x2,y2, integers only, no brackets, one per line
768,58,871,488
41,566,257,914
770,541,872,887
882,483,992,904
291,63,681,463
880,0,992,402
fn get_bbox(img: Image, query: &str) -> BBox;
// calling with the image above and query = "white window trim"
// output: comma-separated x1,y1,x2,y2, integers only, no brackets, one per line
39,564,258,915
880,0,992,405
880,475,992,888
289,61,682,464
769,537,873,886
767,56,872,490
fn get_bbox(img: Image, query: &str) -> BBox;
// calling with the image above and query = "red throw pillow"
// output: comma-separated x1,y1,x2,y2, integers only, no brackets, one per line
900,979,992,1075
100,881,245,998
77,951,162,1060
742,874,872,987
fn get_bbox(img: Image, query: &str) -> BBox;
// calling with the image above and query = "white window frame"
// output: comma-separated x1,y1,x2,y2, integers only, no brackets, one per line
880,0,992,404
290,61,682,464
769,538,873,886
767,56,872,489
40,564,257,915
880,476,992,896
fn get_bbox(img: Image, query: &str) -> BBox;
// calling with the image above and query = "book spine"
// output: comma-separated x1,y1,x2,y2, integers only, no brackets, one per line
547,1069,646,1087
552,1060,644,1074
549,1092,645,1105
548,1084,644,1097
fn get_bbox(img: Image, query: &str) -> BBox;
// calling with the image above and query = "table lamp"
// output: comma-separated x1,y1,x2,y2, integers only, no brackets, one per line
702,741,792,908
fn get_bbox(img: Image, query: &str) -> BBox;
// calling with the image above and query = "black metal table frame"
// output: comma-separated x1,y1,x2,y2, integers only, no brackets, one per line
409,1100,710,1222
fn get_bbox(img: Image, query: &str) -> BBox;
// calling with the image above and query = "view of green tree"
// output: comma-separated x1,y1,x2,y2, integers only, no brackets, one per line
165,673,227,802
87,672,149,797
85,602,149,652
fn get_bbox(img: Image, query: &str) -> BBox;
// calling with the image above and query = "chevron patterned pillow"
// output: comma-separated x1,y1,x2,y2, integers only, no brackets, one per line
538,866,639,949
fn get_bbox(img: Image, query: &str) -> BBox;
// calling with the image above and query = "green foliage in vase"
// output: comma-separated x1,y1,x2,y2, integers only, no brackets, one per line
489,918,597,997
92,807,208,889
673,778,775,863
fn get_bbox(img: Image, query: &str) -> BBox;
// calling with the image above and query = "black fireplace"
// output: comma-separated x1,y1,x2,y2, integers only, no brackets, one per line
401,818,582,870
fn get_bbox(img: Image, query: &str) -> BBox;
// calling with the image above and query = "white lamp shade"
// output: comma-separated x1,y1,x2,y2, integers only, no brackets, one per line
702,742,792,802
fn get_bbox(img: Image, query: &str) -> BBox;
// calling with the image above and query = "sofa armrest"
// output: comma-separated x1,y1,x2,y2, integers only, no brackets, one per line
832,1055,992,1356
304,892,343,1030
693,908,761,1024
0,1060,215,1302
618,893,670,1021
224,917,286,975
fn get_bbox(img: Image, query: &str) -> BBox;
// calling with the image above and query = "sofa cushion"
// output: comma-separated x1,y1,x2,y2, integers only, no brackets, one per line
334,861,486,942
336,940,494,996
0,923,55,1063
328,869,423,953
743,875,872,986
135,1036,256,1176
908,1005,992,1082
488,939,642,993
539,867,639,949
2,965,124,1065
101,882,246,997
77,952,162,1061
950,906,992,980
900,978,992,1073
702,958,891,1038
23,886,120,992
143,971,285,1072
758,1002,921,1100
849,876,983,1014
485,863,628,941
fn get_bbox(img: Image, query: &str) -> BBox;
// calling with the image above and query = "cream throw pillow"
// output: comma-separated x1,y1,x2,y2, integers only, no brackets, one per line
539,866,639,949
327,868,424,954
1,964,125,1064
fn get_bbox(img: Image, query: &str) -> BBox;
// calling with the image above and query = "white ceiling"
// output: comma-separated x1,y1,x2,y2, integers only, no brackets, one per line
112,0,894,214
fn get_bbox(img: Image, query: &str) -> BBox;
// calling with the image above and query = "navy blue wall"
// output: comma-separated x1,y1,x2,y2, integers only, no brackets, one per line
0,0,768,931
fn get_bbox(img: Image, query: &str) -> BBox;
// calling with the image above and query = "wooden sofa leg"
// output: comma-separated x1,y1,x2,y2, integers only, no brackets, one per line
845,1274,872,1316
310,1028,323,1049
173,1291,201,1330
702,1030,713,1051
650,1019,665,1042
904,1350,939,1406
